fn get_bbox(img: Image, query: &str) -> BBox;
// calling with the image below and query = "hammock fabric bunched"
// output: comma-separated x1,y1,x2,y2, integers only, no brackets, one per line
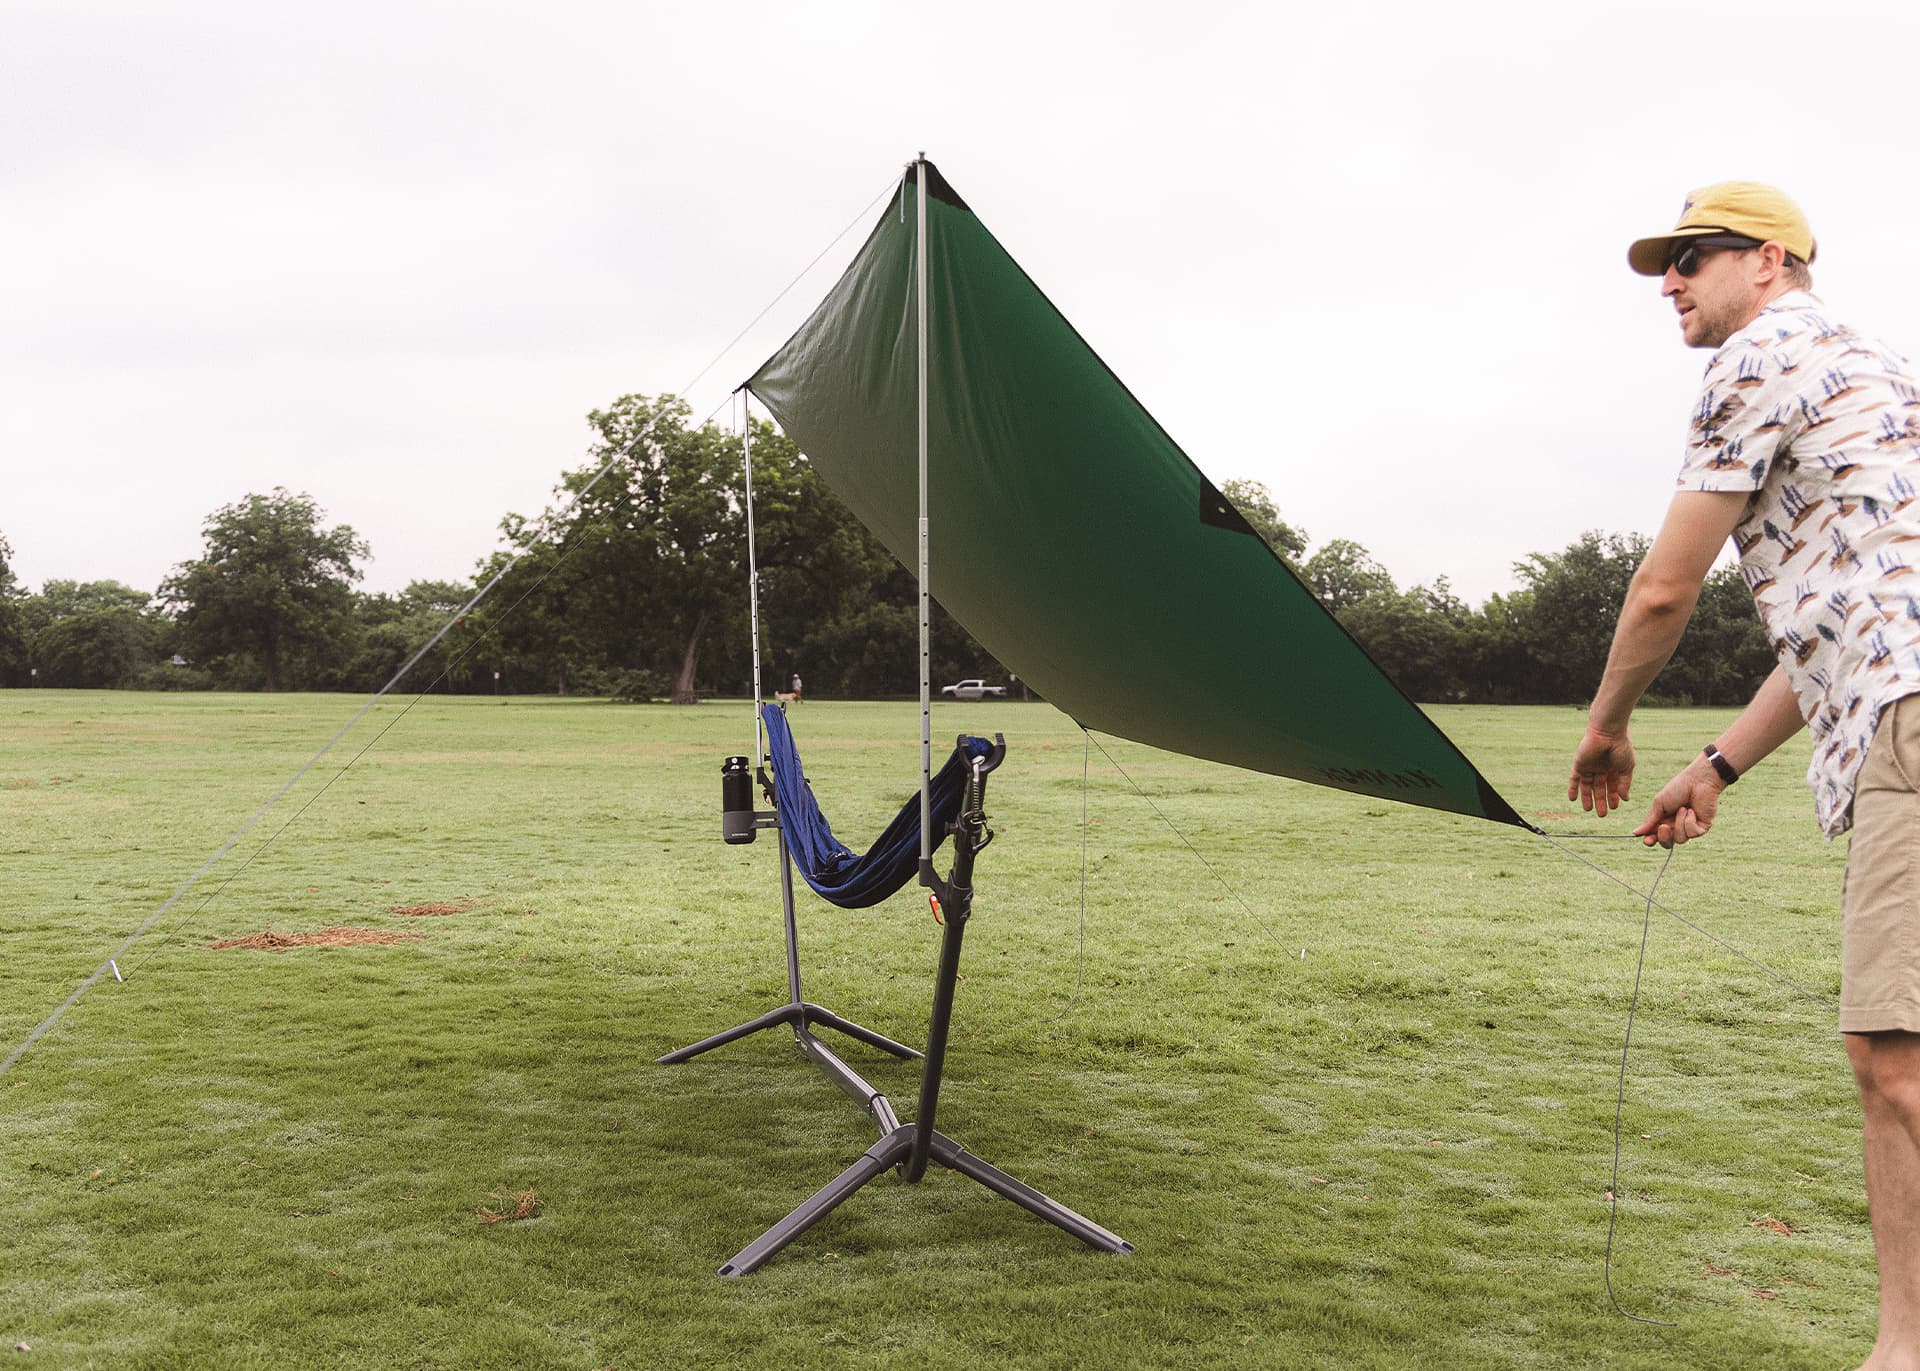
760,703,991,909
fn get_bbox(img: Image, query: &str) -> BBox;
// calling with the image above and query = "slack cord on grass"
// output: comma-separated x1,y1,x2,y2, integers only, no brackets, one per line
1600,840,1679,1326
0,176,904,1083
1080,731,1837,1325
1537,831,1832,1325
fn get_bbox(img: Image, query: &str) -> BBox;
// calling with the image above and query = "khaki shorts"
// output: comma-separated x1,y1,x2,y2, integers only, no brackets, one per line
1842,694,1920,1033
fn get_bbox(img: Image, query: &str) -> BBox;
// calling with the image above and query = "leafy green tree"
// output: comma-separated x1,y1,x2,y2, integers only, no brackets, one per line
741,417,906,698
18,580,164,687
24,579,152,621
476,395,741,702
160,489,369,690
1302,538,1397,612
1492,530,1771,706
1510,531,1650,699
1457,589,1544,703
0,530,27,686
1330,578,1480,703
794,601,919,698
785,581,1006,700
473,395,992,703
332,580,485,694
1219,478,1308,561
482,398,794,701
471,529,598,697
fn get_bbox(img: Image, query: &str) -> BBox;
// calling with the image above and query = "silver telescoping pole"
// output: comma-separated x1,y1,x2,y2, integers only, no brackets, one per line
915,155,932,862
743,391,766,764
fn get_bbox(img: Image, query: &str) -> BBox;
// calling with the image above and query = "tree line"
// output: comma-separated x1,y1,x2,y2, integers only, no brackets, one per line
0,393,1775,706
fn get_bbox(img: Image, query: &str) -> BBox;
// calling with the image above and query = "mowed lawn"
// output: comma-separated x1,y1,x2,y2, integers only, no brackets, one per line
0,690,1873,1369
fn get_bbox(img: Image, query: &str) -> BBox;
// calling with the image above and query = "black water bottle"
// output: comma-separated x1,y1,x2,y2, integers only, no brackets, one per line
721,756,756,844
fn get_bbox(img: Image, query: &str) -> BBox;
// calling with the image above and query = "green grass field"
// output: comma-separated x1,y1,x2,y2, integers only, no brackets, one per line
0,691,1874,1368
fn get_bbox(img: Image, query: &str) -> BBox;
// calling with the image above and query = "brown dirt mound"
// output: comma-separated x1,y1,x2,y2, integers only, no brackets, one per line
209,927,423,951
389,901,471,917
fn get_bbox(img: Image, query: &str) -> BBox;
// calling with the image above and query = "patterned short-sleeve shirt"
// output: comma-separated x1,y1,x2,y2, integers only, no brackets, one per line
1677,290,1920,836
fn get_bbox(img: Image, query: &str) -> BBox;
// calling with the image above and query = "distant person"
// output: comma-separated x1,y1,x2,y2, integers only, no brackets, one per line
1567,182,1920,1364
790,673,803,704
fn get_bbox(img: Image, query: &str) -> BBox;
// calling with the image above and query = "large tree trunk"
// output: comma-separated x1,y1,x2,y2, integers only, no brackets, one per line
671,609,710,705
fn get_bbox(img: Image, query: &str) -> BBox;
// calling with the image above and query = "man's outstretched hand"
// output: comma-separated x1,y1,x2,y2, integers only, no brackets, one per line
1570,726,1636,818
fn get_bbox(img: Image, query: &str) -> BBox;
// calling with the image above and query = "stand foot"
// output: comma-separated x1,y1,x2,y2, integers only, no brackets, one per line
718,1126,1128,1278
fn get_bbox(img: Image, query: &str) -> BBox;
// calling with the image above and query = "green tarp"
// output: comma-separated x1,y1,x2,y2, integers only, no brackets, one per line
748,163,1524,829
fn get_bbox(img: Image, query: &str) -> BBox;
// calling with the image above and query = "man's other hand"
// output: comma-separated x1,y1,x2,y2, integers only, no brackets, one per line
1631,758,1727,847
1570,727,1636,817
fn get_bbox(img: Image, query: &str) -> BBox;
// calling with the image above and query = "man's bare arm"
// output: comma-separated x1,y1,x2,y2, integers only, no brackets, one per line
1571,490,1753,816
1633,665,1805,846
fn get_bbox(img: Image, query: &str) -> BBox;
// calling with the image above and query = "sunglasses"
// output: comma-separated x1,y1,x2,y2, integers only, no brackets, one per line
1668,234,1764,277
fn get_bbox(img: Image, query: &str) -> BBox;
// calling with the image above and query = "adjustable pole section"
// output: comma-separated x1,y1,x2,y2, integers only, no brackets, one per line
741,391,765,767
901,754,986,1184
915,154,933,864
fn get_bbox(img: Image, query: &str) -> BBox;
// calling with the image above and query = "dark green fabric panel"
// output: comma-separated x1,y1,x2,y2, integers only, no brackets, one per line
750,164,1524,829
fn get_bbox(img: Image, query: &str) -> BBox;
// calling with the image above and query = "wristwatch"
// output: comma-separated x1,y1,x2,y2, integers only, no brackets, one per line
1702,743,1739,786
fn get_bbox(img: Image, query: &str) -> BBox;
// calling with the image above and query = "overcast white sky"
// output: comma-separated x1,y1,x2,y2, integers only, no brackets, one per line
7,1,1920,608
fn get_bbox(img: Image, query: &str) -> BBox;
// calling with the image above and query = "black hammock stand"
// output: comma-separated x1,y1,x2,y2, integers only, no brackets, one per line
658,704,1131,1277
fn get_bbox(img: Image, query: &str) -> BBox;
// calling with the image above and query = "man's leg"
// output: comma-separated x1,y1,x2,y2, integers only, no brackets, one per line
1847,1031,1920,1370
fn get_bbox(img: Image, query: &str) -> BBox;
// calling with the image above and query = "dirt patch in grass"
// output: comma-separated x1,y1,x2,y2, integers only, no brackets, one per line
209,927,424,951
389,901,472,917
388,899,542,918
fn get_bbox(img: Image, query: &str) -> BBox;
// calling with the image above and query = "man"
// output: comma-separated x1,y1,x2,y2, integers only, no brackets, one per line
1571,181,1920,1368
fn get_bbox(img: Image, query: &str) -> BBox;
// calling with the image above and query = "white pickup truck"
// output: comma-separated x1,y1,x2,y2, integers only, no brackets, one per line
940,678,1007,701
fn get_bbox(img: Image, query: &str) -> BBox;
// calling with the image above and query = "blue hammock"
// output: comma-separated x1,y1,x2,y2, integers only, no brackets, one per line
760,703,992,909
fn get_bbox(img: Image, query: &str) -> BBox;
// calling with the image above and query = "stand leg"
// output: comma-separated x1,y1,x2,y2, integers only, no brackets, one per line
719,1130,914,1278
805,1005,919,1059
655,1003,802,1065
927,1130,1132,1255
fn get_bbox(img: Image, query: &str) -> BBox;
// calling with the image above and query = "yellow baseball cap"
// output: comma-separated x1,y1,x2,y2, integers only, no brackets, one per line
1627,181,1817,276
